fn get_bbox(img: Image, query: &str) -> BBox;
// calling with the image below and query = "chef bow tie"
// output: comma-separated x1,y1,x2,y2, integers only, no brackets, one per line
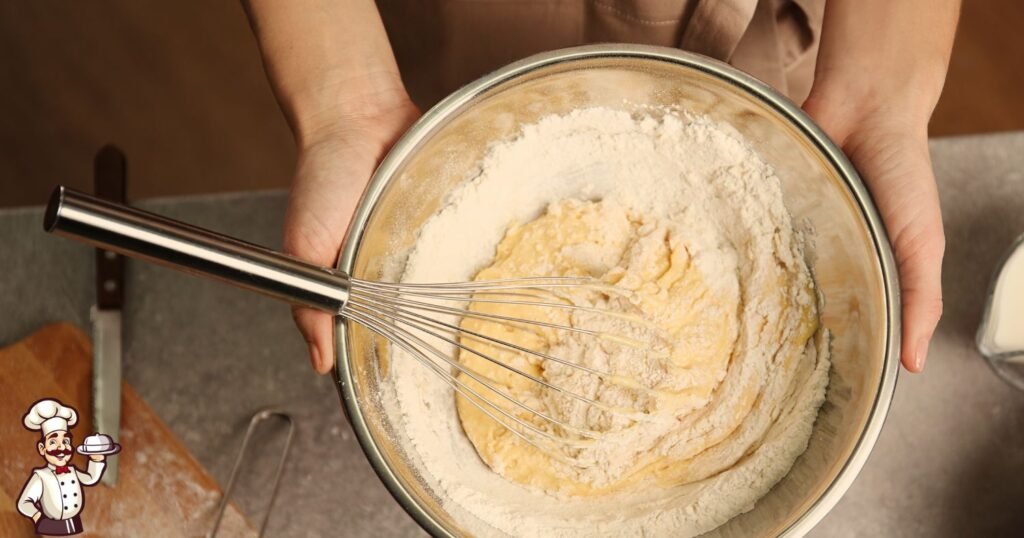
54,466,71,474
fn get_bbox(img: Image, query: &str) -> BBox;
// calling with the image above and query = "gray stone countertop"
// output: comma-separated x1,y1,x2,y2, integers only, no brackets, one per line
2,132,1023,537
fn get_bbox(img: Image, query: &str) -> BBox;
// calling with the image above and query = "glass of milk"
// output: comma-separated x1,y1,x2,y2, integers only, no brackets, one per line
978,233,1024,390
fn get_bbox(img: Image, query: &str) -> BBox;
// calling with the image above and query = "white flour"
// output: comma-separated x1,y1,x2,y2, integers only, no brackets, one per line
389,107,830,536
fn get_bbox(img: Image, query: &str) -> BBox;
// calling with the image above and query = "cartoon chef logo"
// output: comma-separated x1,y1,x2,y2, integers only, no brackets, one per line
16,399,121,536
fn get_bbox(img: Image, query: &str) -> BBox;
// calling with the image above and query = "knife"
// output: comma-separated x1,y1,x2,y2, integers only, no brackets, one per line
91,145,126,486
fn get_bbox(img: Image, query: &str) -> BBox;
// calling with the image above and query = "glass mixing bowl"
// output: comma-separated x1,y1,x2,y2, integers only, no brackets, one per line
333,45,900,537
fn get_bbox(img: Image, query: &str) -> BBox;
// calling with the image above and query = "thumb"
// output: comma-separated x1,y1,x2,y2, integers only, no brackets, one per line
283,192,354,375
887,177,945,372
282,147,367,375
896,229,945,372
291,306,336,375
281,104,421,374
846,132,945,372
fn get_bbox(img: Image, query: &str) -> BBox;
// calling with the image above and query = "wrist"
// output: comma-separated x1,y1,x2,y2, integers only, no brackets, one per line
809,0,957,143
296,95,420,163
286,71,414,150
805,63,942,144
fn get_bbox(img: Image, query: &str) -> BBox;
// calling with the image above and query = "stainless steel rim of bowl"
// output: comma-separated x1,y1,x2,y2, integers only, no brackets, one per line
332,44,902,538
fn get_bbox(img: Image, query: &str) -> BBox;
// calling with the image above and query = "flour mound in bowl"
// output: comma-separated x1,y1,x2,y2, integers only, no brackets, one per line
393,107,830,536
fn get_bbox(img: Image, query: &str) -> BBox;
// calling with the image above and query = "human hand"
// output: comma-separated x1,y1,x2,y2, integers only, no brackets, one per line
803,0,958,372
286,99,421,374
243,0,423,373
32,512,41,523
804,89,944,373
89,454,105,462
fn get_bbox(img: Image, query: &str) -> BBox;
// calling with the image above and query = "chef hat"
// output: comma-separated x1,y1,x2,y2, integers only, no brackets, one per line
23,399,78,437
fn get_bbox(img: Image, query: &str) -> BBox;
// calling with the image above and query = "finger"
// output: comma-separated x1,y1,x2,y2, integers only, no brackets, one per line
292,306,336,374
873,158,944,372
284,189,345,374
892,211,945,372
898,265,944,372
845,134,945,372
282,148,366,373
892,198,946,370
281,107,421,373
284,201,343,374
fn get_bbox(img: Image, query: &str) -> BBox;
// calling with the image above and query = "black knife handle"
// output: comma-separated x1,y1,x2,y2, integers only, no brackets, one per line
94,145,126,310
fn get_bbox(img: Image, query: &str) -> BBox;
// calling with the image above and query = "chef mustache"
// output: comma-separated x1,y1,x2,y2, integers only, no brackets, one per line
46,448,73,457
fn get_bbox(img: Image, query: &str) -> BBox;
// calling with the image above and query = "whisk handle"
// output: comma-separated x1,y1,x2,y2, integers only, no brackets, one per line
44,186,350,313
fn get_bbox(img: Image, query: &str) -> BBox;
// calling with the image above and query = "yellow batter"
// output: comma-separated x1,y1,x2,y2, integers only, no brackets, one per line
455,198,819,496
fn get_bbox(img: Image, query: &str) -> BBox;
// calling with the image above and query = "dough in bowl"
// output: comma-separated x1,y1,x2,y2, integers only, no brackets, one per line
394,107,830,536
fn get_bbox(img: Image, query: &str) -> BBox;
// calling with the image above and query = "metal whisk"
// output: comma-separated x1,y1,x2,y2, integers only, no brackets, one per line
45,187,659,457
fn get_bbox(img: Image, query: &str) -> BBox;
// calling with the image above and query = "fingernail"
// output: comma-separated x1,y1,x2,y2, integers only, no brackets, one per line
914,338,930,372
308,343,322,372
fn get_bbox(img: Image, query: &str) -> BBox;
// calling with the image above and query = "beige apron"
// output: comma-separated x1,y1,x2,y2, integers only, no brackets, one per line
379,0,824,108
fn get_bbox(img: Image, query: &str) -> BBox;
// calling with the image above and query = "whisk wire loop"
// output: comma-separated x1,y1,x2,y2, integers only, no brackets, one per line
348,289,627,382
346,300,631,423
345,308,596,458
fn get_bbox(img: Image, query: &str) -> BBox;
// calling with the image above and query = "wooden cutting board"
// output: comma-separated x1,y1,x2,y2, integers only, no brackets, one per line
0,323,255,537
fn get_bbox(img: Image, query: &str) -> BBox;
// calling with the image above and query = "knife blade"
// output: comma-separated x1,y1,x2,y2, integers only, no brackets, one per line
92,145,126,486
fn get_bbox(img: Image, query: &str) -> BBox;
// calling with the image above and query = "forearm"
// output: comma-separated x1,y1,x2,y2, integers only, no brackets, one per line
241,0,408,145
810,0,960,133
